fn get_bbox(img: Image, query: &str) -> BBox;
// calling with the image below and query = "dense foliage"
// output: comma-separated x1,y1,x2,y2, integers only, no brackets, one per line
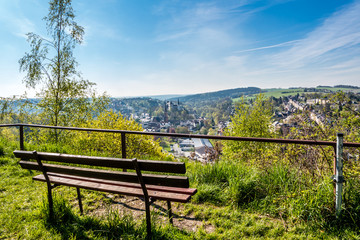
222,94,275,164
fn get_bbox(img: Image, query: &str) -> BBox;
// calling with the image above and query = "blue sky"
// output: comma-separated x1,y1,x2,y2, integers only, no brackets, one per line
0,0,359,97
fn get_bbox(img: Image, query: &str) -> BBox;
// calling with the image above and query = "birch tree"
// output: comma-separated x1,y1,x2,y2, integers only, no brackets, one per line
19,0,106,131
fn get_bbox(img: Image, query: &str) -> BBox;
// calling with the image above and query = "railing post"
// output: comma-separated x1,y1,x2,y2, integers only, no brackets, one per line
332,145,336,210
335,133,344,217
19,125,24,150
121,132,127,172
121,132,126,158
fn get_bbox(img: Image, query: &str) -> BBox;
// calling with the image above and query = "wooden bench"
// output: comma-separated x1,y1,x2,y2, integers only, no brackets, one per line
13,150,197,236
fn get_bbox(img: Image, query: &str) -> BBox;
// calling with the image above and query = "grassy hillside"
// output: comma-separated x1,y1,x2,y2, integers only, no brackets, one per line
316,86,360,93
171,87,261,103
1,137,359,239
260,88,305,98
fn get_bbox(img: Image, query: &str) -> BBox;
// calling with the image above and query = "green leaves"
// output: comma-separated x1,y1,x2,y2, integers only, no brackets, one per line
222,94,275,164
19,33,48,89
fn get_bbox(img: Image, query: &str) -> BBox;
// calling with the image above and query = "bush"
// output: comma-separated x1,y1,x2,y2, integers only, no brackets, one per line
72,110,169,160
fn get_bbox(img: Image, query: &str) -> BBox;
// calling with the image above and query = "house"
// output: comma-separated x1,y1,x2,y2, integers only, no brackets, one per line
192,138,214,162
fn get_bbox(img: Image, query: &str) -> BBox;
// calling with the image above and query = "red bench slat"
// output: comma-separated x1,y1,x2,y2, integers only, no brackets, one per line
41,173,197,196
33,174,194,203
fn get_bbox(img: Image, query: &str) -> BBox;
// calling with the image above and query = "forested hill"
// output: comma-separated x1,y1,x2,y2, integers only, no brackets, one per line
169,87,261,103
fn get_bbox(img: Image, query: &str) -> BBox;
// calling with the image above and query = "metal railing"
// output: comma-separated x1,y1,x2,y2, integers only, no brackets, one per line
1,123,360,215
2,123,359,148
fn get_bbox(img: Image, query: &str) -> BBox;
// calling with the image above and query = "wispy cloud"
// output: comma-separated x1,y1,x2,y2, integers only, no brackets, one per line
11,17,35,38
273,0,360,68
155,30,193,42
154,1,254,43
236,40,301,53
0,1,36,38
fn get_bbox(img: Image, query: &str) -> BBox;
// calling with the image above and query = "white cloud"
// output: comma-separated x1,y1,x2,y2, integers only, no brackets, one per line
326,58,360,70
273,0,360,68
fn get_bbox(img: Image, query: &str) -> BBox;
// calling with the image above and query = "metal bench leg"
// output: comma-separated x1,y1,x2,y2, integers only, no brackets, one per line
33,151,54,220
167,201,173,224
145,198,151,236
76,187,83,215
132,158,151,237
47,183,54,219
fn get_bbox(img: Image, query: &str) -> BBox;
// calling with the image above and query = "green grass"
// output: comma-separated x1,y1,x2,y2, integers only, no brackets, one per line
186,159,360,238
232,88,305,101
0,153,189,239
260,88,306,98
1,138,360,239
233,87,360,102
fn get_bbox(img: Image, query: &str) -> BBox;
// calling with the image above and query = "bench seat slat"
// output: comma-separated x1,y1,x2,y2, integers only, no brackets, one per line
14,150,186,174
20,161,189,188
33,174,192,203
38,173,197,195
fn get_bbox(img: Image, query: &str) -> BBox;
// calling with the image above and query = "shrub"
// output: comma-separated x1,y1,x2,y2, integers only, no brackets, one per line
72,110,169,160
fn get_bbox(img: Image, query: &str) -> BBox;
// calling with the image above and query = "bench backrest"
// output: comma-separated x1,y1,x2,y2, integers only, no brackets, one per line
14,150,189,188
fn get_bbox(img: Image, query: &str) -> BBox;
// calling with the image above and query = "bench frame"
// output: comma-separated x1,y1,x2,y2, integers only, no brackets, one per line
14,150,197,236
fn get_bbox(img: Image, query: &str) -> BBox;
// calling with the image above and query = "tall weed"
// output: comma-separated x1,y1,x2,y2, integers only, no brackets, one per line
188,160,261,206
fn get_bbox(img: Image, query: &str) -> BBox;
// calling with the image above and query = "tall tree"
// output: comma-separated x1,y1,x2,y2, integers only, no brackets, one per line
19,0,104,129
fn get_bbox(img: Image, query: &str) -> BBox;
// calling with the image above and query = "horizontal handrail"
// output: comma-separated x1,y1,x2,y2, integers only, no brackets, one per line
1,123,360,148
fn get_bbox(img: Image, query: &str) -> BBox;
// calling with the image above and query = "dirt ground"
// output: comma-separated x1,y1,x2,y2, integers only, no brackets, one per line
91,194,214,233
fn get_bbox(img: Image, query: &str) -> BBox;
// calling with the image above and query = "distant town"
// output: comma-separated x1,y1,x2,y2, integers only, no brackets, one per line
105,85,360,162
